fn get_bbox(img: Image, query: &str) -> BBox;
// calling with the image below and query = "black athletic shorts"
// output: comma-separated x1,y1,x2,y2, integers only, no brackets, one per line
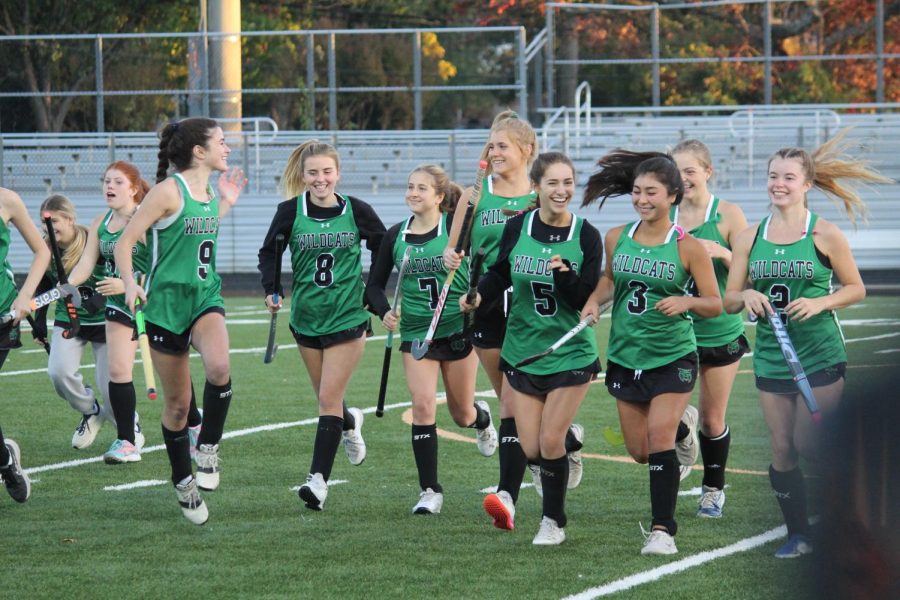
291,319,371,350
0,319,22,350
56,320,106,344
501,358,600,396
105,307,138,340
471,291,510,349
606,352,699,403
698,334,750,367
146,306,225,355
755,362,846,394
400,332,472,362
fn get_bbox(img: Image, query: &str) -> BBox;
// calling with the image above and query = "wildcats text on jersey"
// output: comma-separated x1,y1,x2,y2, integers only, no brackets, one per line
295,230,357,251
100,239,139,257
480,207,510,227
512,254,579,277
749,259,815,280
612,253,677,281
183,216,219,235
407,255,445,275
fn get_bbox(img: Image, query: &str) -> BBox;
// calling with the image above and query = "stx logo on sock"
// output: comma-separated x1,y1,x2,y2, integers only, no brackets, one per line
500,436,519,444
219,390,233,399
649,464,663,471
773,490,792,499
413,433,432,440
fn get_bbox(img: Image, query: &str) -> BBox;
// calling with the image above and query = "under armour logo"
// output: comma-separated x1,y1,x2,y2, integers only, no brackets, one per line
153,335,164,342
320,222,331,228
774,249,786,255
612,382,621,389
541,247,552,254
413,247,425,253
640,248,652,254
506,200,515,205
549,235,561,242
202,204,211,212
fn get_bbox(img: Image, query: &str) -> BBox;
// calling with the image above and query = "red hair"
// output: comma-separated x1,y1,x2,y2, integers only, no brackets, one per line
105,161,151,204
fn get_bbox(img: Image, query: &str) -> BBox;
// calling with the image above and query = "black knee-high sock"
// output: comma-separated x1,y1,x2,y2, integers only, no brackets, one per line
187,382,202,428
541,455,569,527
162,424,192,485
108,381,137,443
497,418,527,503
0,425,9,465
198,379,232,445
310,415,343,481
700,426,730,490
412,424,442,492
341,401,356,431
769,465,809,537
0,349,9,370
564,427,583,452
649,449,680,536
468,403,490,430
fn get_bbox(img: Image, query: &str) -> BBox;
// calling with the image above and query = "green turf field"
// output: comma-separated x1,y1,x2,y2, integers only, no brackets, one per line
2,296,897,599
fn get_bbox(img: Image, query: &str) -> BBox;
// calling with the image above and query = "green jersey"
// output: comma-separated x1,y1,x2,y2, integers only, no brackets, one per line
749,211,846,379
47,242,105,327
145,173,223,333
469,176,537,274
672,196,745,347
289,193,369,337
608,222,695,370
98,210,149,320
0,218,17,313
502,211,598,375
393,214,468,343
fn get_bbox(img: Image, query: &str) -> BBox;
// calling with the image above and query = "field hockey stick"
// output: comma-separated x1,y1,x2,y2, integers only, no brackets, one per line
411,160,488,360
376,246,413,417
514,299,612,368
463,247,485,331
133,276,157,400
27,316,51,354
263,233,286,364
767,311,822,423
42,212,80,339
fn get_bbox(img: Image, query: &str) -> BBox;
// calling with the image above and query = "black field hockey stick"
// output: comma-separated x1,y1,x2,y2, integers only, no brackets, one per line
768,311,822,423
133,281,157,400
411,160,488,360
42,212,80,339
514,299,612,369
27,316,51,354
264,233,286,364
376,246,413,417
463,247,485,331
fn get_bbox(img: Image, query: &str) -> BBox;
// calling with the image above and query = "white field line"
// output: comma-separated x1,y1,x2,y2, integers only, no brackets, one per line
561,524,787,600
876,348,900,354
845,331,900,344
104,479,168,491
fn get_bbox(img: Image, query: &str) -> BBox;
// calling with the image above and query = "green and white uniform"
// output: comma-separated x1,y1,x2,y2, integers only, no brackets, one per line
608,222,695,370
0,218,16,314
749,211,846,379
672,196,744,348
98,210,150,320
289,192,368,337
393,214,468,343
145,173,223,333
469,177,537,276
502,211,597,375
48,256,105,328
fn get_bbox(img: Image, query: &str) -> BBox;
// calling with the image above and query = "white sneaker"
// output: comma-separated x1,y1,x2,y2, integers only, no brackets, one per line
133,413,145,451
413,488,444,515
532,516,566,545
567,423,585,489
483,490,515,530
529,464,543,498
697,485,725,518
175,476,208,525
103,439,141,464
474,401,498,457
72,409,103,449
641,525,678,555
342,407,367,466
299,472,328,511
195,443,220,491
676,405,699,473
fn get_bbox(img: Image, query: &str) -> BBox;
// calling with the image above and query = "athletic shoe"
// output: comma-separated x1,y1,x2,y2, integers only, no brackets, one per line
103,439,141,464
299,472,328,511
342,407,367,466
413,488,443,515
529,464,543,498
195,443,220,491
532,516,566,545
188,424,201,462
174,476,208,525
675,405,700,477
483,490,515,531
474,401,498,457
774,533,813,559
697,485,725,518
133,412,145,451
1,439,31,503
567,423,585,489
72,409,103,449
640,526,678,555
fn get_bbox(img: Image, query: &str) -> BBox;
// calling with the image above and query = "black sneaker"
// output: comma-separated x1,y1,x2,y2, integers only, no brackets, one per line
1,439,31,503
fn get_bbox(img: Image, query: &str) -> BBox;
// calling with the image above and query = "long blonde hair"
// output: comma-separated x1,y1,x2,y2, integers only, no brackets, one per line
769,129,894,224
480,110,539,174
280,140,341,199
40,194,88,274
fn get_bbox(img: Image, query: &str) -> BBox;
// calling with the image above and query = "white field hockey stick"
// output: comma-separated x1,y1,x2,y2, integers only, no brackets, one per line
768,311,822,423
514,299,612,368
134,275,157,400
411,159,488,360
376,246,412,417
264,233,286,364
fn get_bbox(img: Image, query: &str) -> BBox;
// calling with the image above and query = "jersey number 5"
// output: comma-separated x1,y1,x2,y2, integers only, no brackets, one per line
531,281,557,317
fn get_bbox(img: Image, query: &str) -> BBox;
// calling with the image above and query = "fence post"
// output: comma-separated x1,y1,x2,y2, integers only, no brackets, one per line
327,33,337,131
517,27,528,117
876,0,885,103
449,131,457,181
307,34,316,130
413,31,423,130
545,7,555,109
651,5,660,107
95,36,105,133
764,0,773,105
0,136,4,188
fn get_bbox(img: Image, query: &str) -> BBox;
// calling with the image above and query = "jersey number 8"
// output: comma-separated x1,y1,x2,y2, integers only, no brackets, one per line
314,253,335,287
